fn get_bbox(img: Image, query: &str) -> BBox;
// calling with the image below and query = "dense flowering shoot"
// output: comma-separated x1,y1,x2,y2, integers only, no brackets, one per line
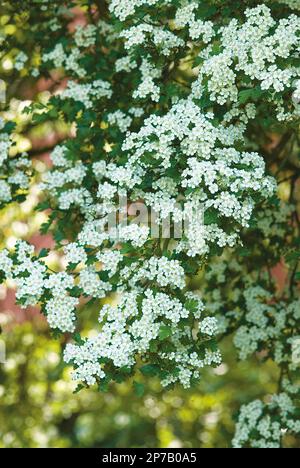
109,0,163,20
121,24,185,56
192,5,300,120
233,393,300,448
59,80,112,108
0,118,31,207
0,242,78,332
121,100,275,255
0,0,300,448
233,287,300,365
174,2,215,42
64,289,221,388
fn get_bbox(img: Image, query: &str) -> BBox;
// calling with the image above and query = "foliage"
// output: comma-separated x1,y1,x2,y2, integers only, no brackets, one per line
0,0,299,448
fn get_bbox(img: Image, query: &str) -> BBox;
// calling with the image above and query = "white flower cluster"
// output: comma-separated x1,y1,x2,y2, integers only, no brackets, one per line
121,23,184,56
64,288,219,388
130,256,186,289
97,250,123,278
233,394,300,448
43,43,86,78
0,242,79,333
233,287,300,368
65,243,87,266
0,180,11,203
175,3,215,42
132,58,161,102
256,202,293,238
72,362,105,386
46,295,78,333
49,145,71,168
107,111,132,133
276,0,300,10
115,55,137,73
58,188,92,211
116,224,150,247
14,52,28,71
9,242,47,307
77,219,109,247
59,79,112,108
200,317,219,336
79,266,112,299
41,162,87,192
109,0,163,21
0,120,31,204
0,249,13,277
74,24,97,48
32,51,276,388
192,5,300,116
123,99,275,255
44,145,93,210
93,158,143,189
0,127,11,166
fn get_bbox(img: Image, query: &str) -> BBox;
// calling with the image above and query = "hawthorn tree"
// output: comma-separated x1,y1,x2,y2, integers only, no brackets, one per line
0,0,299,448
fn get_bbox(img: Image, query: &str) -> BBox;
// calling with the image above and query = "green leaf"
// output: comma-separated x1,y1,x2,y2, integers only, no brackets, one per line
285,251,300,263
68,286,82,298
193,56,204,67
140,364,159,377
74,333,85,346
184,299,199,314
196,5,217,19
73,384,85,394
158,325,172,341
36,201,51,212
120,243,135,254
238,87,265,104
204,208,219,225
54,230,65,243
38,248,49,259
67,262,80,271
236,247,251,257
3,121,16,133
